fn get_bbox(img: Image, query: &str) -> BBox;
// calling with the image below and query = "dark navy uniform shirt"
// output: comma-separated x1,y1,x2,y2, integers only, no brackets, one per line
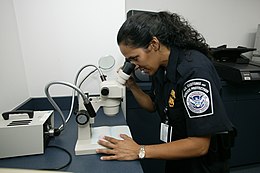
150,46,234,173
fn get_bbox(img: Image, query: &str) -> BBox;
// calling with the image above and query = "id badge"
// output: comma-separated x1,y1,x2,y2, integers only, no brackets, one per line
160,123,173,143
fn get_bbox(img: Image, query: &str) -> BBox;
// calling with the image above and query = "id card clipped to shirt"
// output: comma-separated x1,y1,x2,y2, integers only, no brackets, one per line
160,122,173,143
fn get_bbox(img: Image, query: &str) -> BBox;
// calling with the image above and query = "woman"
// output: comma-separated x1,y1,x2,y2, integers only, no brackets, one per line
96,11,235,173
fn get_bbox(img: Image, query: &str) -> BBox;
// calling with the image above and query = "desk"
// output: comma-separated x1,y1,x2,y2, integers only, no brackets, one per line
0,109,143,173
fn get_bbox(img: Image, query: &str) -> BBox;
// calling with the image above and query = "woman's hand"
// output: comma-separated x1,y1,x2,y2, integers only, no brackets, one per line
125,76,138,89
96,134,140,161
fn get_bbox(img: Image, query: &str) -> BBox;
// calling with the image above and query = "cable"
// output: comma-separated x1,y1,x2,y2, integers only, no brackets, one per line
44,64,104,135
78,68,98,88
65,66,102,131
40,145,72,171
75,65,106,84
44,81,90,133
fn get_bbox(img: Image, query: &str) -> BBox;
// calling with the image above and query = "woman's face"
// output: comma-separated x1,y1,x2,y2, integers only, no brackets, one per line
119,43,161,76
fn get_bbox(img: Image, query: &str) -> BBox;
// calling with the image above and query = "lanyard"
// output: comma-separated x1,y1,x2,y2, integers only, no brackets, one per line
163,106,169,124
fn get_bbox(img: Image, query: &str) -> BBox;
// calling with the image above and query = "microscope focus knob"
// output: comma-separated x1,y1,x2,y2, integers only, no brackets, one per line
101,87,109,96
76,110,90,125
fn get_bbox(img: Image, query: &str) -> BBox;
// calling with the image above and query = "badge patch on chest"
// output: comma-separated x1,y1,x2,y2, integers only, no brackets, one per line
182,78,213,118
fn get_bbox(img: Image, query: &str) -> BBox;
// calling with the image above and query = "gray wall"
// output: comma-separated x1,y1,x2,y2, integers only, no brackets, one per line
126,0,260,48
0,0,29,114
0,0,125,114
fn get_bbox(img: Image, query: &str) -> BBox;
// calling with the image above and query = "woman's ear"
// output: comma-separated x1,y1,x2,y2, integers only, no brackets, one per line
150,37,160,51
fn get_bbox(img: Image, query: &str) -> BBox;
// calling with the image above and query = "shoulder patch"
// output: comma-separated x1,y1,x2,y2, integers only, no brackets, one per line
182,78,214,118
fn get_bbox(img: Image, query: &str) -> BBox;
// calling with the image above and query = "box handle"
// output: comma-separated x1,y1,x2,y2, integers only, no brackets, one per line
2,110,34,120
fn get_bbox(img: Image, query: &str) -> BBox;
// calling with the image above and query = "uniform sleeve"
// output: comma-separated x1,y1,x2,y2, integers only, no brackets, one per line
181,68,233,136
148,80,156,102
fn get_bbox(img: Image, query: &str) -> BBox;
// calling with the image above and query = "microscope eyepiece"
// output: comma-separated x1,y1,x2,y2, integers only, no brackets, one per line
122,61,135,75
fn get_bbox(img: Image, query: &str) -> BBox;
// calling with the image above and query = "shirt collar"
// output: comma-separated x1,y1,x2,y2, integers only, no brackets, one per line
165,46,180,82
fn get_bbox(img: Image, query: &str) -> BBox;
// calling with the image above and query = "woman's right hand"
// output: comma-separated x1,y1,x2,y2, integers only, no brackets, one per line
125,76,137,89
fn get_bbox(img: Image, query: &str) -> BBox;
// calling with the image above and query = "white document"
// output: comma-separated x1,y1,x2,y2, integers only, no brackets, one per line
91,125,132,144
75,125,132,155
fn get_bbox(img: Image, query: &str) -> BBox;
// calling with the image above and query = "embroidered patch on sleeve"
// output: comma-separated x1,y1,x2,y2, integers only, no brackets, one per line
182,78,214,118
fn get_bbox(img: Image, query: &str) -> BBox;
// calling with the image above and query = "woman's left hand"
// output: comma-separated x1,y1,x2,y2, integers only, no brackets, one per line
96,134,140,161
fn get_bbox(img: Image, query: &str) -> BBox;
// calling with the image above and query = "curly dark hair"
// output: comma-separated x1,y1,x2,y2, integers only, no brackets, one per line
117,11,211,57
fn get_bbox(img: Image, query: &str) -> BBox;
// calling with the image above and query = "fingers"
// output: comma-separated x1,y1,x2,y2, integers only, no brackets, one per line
96,137,118,160
96,135,136,161
98,138,116,149
120,134,131,140
96,148,118,161
100,155,118,161
98,134,133,149
96,148,115,155
103,136,119,144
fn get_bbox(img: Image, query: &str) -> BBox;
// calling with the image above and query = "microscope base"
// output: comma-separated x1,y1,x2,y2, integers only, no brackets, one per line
75,139,105,155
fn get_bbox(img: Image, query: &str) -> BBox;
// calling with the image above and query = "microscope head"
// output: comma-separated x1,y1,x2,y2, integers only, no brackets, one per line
100,61,135,116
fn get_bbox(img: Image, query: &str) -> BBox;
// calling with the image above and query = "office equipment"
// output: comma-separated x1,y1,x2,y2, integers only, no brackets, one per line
74,61,135,155
213,61,260,83
211,24,260,83
0,109,143,173
44,62,135,156
0,58,142,172
210,46,260,83
210,46,255,63
0,110,54,159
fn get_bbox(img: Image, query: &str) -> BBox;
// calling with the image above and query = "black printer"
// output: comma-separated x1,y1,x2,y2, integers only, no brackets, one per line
210,45,260,83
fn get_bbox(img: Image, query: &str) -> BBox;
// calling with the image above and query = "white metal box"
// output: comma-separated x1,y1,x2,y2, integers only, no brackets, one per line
0,110,54,159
